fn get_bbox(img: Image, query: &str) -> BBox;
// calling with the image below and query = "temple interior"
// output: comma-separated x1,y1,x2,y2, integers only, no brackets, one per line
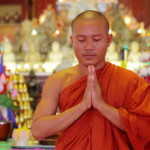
0,0,150,149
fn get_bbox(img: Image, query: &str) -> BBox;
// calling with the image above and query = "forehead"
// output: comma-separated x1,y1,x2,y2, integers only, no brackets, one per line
72,19,107,34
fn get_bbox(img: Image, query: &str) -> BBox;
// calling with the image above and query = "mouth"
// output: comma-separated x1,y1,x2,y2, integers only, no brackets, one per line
83,54,96,59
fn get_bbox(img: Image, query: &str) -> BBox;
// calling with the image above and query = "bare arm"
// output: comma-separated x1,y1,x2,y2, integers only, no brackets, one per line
31,73,90,141
96,102,124,130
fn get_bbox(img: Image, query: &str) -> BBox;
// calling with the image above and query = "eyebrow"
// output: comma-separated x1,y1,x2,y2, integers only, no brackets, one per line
76,35,85,37
76,34,102,37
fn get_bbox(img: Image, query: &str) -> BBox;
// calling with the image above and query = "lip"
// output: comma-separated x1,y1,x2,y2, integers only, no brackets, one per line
83,54,96,59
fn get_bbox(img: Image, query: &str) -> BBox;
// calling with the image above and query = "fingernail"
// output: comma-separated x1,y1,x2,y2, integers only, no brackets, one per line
92,75,94,80
92,66,95,70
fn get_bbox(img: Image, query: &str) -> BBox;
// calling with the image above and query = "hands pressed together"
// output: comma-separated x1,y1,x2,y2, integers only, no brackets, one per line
81,65,106,111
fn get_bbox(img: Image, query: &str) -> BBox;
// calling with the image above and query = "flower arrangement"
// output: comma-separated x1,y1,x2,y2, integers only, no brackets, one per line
0,43,19,130
0,72,19,124
0,73,19,109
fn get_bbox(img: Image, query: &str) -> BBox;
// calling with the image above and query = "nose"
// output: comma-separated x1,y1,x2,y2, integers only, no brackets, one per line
84,39,94,50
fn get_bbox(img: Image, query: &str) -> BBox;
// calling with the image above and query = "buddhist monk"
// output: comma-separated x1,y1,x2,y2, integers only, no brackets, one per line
31,10,150,150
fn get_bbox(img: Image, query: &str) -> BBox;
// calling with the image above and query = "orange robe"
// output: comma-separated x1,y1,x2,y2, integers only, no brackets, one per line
55,62,150,150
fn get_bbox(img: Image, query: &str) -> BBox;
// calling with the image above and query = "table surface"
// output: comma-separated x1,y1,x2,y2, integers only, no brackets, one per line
12,145,55,149
0,138,56,149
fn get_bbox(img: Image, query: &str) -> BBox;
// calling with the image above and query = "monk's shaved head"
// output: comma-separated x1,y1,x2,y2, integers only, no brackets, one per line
71,10,109,33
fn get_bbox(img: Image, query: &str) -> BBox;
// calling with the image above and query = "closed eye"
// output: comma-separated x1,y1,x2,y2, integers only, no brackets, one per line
94,39,101,41
78,39,85,42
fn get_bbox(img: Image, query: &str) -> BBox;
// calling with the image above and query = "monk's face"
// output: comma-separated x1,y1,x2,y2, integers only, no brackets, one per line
71,18,112,68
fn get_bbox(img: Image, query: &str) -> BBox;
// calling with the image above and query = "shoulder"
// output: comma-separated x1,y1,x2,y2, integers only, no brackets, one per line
53,66,77,81
113,64,138,78
113,64,148,86
44,66,77,91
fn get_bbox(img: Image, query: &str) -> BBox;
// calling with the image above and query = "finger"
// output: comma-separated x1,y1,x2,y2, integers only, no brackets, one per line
89,66,92,90
86,66,91,92
88,65,92,78
91,65,94,81
91,65,98,82
91,66,99,93
85,66,92,104
91,66,102,94
90,66,94,99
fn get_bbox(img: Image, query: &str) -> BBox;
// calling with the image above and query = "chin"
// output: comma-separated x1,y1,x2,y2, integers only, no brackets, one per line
86,60,98,65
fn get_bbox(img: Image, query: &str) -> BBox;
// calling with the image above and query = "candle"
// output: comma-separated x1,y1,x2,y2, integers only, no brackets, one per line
121,45,128,68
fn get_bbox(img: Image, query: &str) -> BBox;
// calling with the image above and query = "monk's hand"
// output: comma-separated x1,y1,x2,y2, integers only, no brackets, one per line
80,66,92,110
90,65,105,110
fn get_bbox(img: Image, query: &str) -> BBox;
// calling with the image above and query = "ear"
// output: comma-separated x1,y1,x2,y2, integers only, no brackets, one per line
70,35,73,44
107,34,113,47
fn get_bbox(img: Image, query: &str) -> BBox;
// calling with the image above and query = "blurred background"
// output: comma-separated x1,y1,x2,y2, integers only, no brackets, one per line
0,0,150,148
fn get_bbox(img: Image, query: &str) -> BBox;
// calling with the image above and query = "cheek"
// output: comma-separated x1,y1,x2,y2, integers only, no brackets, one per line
95,42,107,50
95,43,108,55
73,42,83,53
74,49,81,58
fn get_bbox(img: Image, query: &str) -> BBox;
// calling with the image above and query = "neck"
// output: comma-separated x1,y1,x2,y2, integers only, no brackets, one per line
76,61,106,76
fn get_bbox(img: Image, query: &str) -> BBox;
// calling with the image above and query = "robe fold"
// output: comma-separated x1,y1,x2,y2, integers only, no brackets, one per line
55,62,150,150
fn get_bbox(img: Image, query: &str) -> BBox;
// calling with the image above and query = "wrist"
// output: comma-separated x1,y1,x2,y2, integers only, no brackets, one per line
96,100,108,112
78,101,89,113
